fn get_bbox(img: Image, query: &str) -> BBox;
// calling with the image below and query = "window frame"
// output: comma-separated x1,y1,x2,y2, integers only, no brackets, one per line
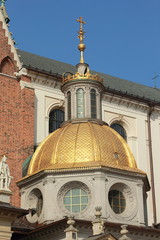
90,89,97,118
110,123,127,141
63,188,89,213
67,91,71,120
49,109,64,133
108,189,126,214
76,88,85,118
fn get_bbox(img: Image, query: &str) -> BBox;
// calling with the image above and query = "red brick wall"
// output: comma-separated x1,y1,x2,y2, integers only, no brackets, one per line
0,21,34,206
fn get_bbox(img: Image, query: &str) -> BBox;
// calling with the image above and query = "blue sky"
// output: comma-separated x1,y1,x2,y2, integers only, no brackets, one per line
6,0,160,87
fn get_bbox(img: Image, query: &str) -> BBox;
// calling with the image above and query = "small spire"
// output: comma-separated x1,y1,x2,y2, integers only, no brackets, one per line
76,16,86,63
64,216,78,240
0,0,10,24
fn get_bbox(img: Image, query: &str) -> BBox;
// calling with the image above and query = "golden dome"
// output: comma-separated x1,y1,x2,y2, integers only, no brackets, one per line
28,122,143,176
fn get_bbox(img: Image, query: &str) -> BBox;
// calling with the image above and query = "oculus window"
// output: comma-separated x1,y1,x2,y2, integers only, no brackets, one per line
108,189,126,214
49,109,64,133
110,123,127,141
63,188,88,213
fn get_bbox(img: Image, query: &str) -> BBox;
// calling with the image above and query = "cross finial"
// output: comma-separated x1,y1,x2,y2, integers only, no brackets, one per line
76,17,86,30
76,16,86,43
152,72,159,88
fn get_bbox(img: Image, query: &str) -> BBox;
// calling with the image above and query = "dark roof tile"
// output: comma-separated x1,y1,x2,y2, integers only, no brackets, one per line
17,49,160,104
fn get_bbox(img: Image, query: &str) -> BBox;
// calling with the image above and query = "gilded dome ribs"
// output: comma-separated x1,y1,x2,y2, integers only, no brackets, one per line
88,122,101,162
74,123,80,166
51,125,68,165
26,122,143,177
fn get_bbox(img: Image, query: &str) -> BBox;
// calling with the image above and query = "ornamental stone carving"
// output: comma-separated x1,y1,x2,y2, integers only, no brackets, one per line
107,182,137,220
92,206,105,235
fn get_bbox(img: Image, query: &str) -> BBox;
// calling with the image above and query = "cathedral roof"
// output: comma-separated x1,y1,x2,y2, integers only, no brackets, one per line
17,49,160,105
27,122,144,176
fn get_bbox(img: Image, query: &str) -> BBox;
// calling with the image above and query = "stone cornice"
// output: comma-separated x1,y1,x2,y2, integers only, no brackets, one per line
0,72,18,80
23,69,160,113
26,69,62,89
17,165,147,189
103,92,160,113
13,218,160,240
0,206,28,218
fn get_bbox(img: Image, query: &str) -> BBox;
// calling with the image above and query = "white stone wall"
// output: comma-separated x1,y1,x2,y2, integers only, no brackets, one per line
32,83,64,145
20,168,147,228
102,96,160,225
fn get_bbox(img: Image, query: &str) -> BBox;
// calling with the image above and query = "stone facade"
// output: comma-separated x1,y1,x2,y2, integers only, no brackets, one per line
18,168,148,227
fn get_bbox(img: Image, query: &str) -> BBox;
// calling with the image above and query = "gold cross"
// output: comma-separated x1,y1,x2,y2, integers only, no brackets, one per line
76,17,86,31
76,17,86,43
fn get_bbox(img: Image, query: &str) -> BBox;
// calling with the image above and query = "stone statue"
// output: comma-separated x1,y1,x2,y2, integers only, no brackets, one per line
0,155,13,190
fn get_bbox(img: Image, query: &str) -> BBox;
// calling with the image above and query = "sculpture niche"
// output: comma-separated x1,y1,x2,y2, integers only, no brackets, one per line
0,155,13,190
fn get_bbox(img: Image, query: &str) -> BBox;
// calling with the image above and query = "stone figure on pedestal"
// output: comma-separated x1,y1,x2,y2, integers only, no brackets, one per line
0,155,13,190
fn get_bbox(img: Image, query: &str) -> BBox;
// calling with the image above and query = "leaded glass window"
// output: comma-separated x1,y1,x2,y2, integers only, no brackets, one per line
108,190,126,214
90,89,97,118
49,109,64,133
63,188,89,213
67,91,71,120
76,88,84,118
110,123,127,141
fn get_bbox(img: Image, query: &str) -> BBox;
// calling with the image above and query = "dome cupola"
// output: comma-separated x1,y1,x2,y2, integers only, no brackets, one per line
18,17,149,228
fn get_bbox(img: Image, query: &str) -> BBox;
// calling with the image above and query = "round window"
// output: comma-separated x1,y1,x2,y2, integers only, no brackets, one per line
63,188,89,213
108,190,126,214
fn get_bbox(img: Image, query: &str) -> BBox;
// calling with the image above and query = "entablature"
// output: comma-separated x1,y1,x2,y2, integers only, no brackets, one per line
26,69,62,89
103,92,160,113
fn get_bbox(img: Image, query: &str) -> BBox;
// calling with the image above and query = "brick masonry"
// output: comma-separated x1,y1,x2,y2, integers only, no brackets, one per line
0,21,34,206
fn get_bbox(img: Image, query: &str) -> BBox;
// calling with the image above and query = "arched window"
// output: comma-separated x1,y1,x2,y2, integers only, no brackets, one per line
90,89,97,118
76,88,84,118
110,123,127,141
67,91,71,120
49,109,64,133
